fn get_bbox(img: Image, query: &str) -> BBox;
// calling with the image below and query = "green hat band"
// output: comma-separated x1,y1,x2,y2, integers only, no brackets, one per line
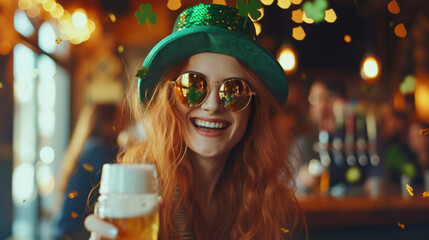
173,4,256,40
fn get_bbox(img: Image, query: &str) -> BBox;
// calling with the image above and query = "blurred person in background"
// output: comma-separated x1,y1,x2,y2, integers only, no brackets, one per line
296,79,346,193
53,102,128,239
407,116,429,188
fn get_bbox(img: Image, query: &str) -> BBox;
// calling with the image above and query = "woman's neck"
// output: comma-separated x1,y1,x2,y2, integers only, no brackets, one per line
190,152,229,223
190,152,228,201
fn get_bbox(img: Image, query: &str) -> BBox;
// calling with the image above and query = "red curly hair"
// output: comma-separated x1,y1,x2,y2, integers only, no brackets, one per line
119,58,304,240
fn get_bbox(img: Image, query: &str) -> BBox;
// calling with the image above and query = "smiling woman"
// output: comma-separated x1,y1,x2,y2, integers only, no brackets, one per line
84,3,304,240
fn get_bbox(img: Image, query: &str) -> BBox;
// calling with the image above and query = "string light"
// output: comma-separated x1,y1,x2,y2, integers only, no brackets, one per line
277,45,297,75
18,0,95,45
360,55,380,83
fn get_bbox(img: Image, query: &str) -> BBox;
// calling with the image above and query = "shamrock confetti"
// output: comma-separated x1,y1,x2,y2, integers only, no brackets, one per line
55,37,62,44
83,163,94,172
302,0,328,23
136,67,147,79
135,4,157,31
397,222,405,229
406,184,414,197
418,129,429,135
236,0,262,26
399,75,415,94
68,191,78,199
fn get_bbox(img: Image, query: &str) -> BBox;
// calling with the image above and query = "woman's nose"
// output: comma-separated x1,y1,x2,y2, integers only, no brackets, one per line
201,87,224,113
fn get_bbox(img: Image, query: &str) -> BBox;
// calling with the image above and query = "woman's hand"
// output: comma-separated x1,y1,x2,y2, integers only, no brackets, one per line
85,215,118,240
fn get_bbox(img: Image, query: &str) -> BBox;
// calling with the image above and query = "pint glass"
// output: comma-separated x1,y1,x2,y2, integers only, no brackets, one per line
95,164,159,240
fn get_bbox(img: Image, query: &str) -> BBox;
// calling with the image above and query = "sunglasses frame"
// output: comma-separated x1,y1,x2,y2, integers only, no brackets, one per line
170,72,257,112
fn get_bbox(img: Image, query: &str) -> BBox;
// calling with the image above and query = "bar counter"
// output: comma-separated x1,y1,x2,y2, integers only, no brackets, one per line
297,194,429,229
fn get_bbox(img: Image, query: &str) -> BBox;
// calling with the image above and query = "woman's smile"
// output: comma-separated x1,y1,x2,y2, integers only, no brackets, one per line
191,117,230,137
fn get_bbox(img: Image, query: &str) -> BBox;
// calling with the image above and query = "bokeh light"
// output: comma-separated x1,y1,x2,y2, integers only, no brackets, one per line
261,0,275,5
361,55,380,82
344,34,352,43
39,146,55,164
278,0,291,9
324,8,337,23
291,9,303,23
72,9,87,28
291,0,302,4
394,23,407,38
167,0,182,10
388,0,400,14
292,26,306,40
277,45,297,74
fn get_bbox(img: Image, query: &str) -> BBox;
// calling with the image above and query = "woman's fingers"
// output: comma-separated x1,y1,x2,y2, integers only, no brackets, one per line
84,215,118,239
89,232,99,240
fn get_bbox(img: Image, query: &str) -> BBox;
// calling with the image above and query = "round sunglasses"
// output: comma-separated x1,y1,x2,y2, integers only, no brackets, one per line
171,72,256,112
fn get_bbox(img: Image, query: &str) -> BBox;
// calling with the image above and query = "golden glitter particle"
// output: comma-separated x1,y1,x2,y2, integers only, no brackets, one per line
68,191,78,199
0,82,3,89
117,45,124,53
71,212,79,218
281,227,290,233
406,184,414,196
83,163,94,172
419,129,429,135
109,13,116,22
55,37,62,44
397,222,405,229
423,192,429,198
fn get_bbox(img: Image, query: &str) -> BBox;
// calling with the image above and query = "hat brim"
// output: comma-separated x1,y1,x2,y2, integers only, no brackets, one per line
139,26,288,104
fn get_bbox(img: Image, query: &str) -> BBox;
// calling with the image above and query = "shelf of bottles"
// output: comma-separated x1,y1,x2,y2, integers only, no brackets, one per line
312,99,381,197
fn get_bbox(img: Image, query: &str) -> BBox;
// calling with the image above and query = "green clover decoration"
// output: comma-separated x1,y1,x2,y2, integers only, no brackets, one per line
135,67,146,79
236,0,262,27
135,4,157,31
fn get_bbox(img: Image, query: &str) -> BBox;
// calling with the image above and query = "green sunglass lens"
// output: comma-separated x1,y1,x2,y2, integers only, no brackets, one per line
175,73,207,107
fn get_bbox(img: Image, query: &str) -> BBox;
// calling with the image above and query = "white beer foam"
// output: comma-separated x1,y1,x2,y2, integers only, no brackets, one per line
96,194,158,218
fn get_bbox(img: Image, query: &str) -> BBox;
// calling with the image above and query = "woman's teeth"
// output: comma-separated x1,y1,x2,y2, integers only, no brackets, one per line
194,119,225,129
